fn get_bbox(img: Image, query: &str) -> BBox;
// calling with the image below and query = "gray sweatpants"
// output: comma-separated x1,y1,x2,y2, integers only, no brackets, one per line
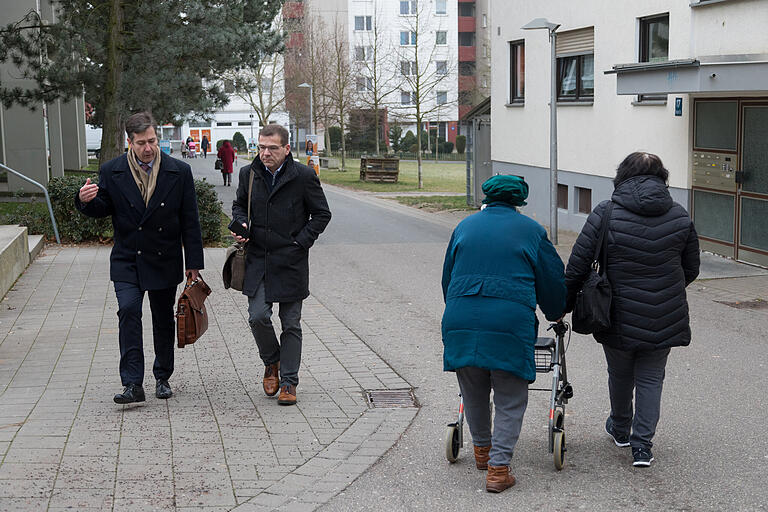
456,367,529,467
603,345,670,450
247,280,303,387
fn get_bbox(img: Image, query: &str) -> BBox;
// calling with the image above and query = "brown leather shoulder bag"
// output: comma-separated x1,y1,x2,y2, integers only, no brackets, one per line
176,274,212,348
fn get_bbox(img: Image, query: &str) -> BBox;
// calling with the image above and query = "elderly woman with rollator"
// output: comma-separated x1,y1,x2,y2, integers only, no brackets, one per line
564,152,699,468
442,175,566,493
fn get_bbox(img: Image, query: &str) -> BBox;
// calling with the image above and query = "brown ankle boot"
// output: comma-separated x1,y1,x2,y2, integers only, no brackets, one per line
486,465,516,493
263,362,280,396
474,445,491,470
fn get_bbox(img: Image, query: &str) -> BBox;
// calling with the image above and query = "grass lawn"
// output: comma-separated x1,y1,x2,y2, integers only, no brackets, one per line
389,195,476,212
319,158,466,193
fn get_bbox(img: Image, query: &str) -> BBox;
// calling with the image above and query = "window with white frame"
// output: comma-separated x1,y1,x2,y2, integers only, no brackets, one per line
637,14,669,102
435,0,446,14
400,31,417,46
356,77,373,92
435,31,447,45
401,91,415,105
436,91,447,105
354,46,366,61
509,40,524,102
435,61,447,75
400,61,416,76
399,0,417,15
555,27,594,102
354,16,372,31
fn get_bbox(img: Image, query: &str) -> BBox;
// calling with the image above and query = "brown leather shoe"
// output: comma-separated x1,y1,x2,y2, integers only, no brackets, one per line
474,444,491,470
277,384,297,405
486,465,516,493
263,362,280,396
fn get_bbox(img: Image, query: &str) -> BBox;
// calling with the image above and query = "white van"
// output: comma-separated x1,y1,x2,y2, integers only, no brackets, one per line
85,125,102,158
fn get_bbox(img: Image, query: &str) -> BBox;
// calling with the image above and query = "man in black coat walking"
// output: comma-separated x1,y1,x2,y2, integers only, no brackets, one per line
76,111,204,404
231,124,331,406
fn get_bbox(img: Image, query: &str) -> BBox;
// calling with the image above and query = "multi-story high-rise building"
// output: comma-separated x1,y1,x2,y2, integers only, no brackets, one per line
458,0,491,121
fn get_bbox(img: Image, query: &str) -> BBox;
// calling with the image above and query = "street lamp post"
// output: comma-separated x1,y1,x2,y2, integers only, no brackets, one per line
522,18,560,245
249,113,254,141
298,82,314,135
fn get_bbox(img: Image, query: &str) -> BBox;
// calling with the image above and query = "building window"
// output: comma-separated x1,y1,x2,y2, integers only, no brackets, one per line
217,122,232,127
509,41,524,102
354,16,372,31
238,121,251,126
399,1,417,15
354,46,366,61
356,77,373,92
482,14,487,28
557,54,594,101
459,62,475,76
458,3,474,16
638,14,669,102
435,61,447,75
435,0,446,15
189,120,209,128
458,32,475,46
436,91,448,105
435,31,447,45
400,61,416,76
557,184,568,210
400,31,417,46
401,91,415,105
577,187,592,214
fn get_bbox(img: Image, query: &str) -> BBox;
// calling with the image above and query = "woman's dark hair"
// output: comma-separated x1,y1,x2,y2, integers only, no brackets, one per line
614,152,669,187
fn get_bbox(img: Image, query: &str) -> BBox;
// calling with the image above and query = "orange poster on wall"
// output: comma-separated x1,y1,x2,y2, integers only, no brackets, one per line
201,129,211,143
190,129,200,142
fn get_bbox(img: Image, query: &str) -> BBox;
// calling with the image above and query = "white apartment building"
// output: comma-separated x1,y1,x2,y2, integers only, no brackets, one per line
489,0,768,267
347,0,460,144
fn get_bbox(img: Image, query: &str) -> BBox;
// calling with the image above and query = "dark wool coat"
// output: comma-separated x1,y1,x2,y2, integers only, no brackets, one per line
565,176,700,351
75,152,204,290
441,203,566,382
232,153,331,302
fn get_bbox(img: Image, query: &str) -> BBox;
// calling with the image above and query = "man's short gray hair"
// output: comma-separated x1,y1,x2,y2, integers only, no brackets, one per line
259,124,290,146
125,111,158,141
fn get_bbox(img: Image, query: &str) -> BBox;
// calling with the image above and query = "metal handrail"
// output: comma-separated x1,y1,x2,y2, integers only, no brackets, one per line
0,163,61,244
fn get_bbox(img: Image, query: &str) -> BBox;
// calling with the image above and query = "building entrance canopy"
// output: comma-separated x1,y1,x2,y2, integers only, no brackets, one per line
605,56,768,95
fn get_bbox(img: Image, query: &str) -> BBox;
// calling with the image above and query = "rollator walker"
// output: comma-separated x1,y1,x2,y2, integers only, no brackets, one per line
444,321,573,470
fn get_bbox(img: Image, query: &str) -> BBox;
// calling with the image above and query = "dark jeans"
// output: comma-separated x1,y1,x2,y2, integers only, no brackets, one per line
247,280,303,387
603,345,671,450
114,281,177,386
456,367,529,467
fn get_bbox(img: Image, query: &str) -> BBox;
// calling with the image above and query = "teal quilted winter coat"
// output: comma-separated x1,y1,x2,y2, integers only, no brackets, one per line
441,203,566,382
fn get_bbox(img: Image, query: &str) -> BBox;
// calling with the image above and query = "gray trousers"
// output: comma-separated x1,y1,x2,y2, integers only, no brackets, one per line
247,280,303,387
456,367,529,467
603,345,670,450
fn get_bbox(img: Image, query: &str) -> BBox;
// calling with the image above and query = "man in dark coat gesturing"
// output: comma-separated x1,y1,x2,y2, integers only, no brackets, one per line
231,124,331,406
76,111,204,404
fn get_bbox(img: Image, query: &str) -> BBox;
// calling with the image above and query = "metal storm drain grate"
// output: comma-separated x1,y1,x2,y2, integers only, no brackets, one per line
715,299,768,310
365,389,418,408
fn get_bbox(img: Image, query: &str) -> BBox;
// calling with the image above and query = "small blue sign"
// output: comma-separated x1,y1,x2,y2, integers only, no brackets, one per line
674,98,683,117
159,139,172,154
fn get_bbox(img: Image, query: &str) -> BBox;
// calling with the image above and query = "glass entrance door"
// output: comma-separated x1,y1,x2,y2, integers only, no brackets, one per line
738,104,768,266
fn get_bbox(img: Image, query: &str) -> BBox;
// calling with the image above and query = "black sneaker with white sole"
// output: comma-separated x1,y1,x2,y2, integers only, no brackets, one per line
605,418,630,447
632,447,654,467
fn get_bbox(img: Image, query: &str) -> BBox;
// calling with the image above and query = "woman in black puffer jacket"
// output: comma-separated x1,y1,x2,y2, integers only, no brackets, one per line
565,152,699,468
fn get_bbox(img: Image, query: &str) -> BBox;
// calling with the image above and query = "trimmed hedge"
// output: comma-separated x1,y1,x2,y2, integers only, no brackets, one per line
455,135,466,154
0,175,223,245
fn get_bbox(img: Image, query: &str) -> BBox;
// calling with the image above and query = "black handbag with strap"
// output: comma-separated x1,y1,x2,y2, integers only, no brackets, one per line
222,169,254,291
572,201,614,335
215,158,223,170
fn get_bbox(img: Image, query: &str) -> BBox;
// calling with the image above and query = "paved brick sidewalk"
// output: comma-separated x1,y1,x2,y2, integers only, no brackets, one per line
0,246,416,511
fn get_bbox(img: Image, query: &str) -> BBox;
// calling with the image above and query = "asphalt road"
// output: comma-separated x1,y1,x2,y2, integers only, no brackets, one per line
305,186,768,512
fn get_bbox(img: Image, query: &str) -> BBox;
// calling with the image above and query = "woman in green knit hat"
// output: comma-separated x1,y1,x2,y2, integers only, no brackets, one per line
441,174,566,492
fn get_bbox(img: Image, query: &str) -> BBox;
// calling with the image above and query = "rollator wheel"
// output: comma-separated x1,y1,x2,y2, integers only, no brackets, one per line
445,425,461,463
553,431,566,470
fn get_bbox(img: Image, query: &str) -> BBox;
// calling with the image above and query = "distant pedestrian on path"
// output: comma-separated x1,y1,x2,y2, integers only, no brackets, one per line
201,135,209,159
230,124,331,406
441,175,566,493
188,139,197,158
564,152,699,468
217,140,236,186
75,111,204,404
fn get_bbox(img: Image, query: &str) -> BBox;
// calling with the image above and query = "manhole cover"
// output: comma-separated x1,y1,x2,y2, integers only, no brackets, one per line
365,389,418,408
715,299,768,310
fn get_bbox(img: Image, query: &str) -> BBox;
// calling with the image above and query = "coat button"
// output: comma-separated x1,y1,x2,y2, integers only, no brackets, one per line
157,251,162,256
137,250,142,255
158,227,163,232
160,202,165,207
138,226,142,231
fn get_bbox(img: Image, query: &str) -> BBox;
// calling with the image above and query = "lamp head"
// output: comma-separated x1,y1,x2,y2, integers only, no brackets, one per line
521,18,560,32
298,83,312,89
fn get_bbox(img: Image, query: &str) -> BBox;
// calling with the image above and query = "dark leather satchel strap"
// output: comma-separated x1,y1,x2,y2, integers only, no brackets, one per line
593,201,614,274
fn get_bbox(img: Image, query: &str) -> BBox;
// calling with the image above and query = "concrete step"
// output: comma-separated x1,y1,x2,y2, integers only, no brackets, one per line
0,225,30,300
29,234,44,261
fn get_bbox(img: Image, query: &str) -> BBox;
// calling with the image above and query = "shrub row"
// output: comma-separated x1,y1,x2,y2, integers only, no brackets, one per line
1,175,223,245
